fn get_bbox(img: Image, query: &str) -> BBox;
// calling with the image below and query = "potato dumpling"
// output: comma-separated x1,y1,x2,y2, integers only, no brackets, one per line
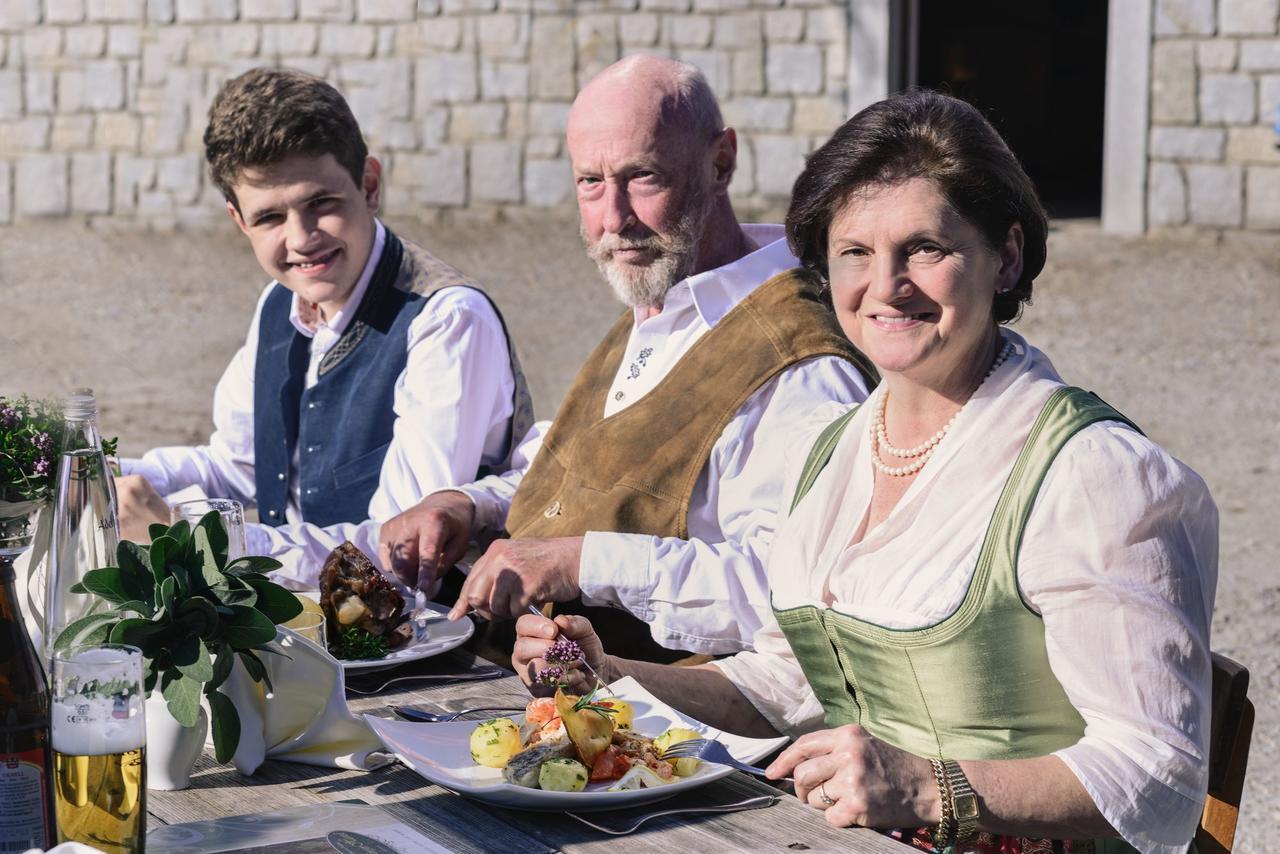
538,757,590,792
469,718,522,768
595,698,635,730
654,727,702,776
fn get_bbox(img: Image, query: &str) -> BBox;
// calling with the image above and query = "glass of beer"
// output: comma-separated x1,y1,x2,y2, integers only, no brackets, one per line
170,498,247,561
50,644,146,854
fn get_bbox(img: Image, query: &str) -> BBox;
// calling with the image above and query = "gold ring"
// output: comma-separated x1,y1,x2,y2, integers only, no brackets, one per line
818,782,835,806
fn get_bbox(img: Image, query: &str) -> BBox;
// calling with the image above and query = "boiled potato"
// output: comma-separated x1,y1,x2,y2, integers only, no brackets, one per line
654,727,702,776
596,698,635,730
469,718,522,768
538,757,589,792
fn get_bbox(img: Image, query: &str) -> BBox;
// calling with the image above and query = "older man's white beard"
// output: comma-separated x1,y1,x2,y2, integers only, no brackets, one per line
583,199,708,309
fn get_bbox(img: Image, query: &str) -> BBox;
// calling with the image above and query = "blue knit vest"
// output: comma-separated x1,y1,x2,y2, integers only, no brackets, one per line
252,229,532,528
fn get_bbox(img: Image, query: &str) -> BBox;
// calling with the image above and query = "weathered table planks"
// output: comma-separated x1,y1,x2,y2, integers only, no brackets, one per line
145,650,903,853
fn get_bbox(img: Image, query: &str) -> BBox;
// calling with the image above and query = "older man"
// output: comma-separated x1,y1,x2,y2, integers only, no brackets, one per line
380,54,875,663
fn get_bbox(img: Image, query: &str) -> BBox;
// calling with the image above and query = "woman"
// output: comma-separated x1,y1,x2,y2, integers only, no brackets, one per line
513,90,1217,854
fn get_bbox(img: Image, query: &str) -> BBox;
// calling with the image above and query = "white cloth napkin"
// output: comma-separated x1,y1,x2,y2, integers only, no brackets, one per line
212,628,393,775
25,843,105,854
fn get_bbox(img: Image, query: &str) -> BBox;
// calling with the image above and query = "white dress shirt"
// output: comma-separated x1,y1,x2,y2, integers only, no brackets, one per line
714,331,1218,854
122,221,518,588
458,224,873,653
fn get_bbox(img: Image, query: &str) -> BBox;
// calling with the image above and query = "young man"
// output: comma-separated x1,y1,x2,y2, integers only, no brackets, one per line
380,55,876,663
116,67,531,588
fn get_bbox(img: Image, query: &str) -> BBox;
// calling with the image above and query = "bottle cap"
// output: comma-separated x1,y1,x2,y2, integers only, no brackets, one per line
63,391,97,420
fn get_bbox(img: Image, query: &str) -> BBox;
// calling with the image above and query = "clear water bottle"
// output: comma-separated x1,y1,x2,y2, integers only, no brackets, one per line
44,392,120,655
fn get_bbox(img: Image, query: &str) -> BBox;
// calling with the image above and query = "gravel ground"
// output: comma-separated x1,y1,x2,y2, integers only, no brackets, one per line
2,216,1275,849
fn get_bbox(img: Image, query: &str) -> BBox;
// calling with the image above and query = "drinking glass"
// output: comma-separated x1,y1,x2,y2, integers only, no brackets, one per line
287,611,328,651
170,498,246,561
50,644,146,854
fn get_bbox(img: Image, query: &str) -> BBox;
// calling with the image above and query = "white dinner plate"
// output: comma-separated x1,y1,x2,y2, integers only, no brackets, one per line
340,603,474,672
365,676,789,811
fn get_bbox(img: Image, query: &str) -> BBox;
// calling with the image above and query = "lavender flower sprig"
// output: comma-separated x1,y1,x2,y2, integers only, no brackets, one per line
533,665,565,685
545,637,583,666
0,396,120,504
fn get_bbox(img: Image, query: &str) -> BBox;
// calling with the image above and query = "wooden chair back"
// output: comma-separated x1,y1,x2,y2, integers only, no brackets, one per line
1195,652,1254,854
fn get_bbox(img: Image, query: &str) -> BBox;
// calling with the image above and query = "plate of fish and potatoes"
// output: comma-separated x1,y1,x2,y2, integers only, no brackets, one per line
364,676,789,811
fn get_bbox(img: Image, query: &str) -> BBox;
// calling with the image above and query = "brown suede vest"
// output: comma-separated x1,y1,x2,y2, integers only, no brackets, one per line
505,267,877,662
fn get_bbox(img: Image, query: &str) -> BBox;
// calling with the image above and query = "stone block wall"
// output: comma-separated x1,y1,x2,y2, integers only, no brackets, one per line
1148,0,1280,229
0,0,850,227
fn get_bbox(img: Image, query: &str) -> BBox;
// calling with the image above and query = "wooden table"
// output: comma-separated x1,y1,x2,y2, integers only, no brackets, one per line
146,650,903,853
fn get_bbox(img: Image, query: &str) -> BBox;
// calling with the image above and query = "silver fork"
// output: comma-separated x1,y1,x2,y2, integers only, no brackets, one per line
659,738,792,782
565,794,780,835
391,705,526,722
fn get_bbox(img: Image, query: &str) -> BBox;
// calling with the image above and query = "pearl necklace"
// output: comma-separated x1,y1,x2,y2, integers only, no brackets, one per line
871,339,1014,478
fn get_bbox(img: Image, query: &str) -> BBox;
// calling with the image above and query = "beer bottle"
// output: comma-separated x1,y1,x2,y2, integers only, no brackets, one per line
0,554,55,851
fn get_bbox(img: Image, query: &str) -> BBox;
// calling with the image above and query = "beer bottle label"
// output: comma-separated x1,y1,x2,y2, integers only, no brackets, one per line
0,748,50,852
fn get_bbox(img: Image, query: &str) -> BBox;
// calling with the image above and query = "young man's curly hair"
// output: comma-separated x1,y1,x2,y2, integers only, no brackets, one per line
204,67,368,209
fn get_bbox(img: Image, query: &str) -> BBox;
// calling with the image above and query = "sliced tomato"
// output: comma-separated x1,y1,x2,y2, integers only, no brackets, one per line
589,745,634,782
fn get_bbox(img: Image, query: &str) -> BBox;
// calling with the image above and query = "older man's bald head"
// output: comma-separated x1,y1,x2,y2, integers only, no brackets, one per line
568,54,744,310
568,54,723,148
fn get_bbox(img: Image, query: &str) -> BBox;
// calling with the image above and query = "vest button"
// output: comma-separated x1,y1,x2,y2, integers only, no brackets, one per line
277,472,286,481
543,501,562,518
307,402,316,409
268,509,278,518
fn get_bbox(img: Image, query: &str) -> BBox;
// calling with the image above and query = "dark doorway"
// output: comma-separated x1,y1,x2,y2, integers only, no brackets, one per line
907,0,1109,219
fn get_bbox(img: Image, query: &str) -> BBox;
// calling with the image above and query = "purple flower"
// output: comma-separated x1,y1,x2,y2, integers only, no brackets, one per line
33,432,53,454
0,407,17,430
33,457,50,476
534,665,565,685
545,638,583,665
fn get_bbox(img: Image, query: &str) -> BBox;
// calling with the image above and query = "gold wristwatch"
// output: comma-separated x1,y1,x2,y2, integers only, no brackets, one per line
943,759,979,842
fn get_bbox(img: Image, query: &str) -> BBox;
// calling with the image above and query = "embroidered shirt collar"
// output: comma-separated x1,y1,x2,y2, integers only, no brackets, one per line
289,219,387,338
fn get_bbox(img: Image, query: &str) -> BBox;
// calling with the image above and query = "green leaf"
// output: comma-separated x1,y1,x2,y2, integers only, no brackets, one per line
158,575,176,615
237,648,265,682
147,523,170,542
53,613,118,651
237,649,273,694
160,669,202,728
117,540,155,587
247,577,303,625
192,526,228,595
223,605,277,649
172,635,214,683
149,536,178,581
69,582,87,594
224,556,283,575
164,519,191,548
175,598,220,639
108,618,171,654
206,648,235,691
221,585,257,607
80,567,136,607
195,512,229,571
114,599,154,618
205,688,241,763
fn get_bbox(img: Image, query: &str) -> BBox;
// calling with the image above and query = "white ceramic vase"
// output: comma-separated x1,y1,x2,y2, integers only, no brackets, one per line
145,690,208,791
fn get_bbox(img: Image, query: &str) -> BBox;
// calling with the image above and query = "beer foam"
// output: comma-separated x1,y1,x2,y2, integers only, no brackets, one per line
52,696,146,755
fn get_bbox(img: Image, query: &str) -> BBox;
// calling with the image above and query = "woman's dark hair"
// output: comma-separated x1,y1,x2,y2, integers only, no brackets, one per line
785,89,1048,324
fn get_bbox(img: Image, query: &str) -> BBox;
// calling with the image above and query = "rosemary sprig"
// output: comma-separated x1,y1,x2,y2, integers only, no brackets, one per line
572,685,619,717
